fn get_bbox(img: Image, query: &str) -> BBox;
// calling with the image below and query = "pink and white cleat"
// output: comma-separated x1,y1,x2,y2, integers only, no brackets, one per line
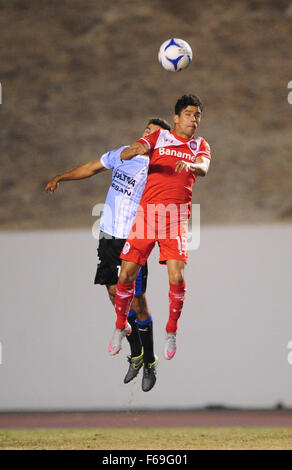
108,323,132,356
163,331,177,360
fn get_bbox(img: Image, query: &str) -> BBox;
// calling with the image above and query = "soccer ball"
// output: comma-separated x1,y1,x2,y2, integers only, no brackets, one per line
158,38,193,72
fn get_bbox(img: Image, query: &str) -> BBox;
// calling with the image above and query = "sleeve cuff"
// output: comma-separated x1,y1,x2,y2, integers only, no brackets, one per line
100,153,111,169
138,137,151,149
196,152,211,159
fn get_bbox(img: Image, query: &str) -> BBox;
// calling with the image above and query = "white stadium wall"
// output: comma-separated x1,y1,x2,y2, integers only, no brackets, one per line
0,225,292,411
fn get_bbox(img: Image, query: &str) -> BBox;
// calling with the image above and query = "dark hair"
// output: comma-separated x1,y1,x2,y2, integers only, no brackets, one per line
147,117,171,131
175,94,203,115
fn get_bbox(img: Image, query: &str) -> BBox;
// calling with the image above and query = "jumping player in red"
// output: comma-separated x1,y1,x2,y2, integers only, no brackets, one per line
109,94,211,385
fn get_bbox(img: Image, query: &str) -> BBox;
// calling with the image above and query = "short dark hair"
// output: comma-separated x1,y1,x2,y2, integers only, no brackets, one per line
175,94,203,115
147,117,171,131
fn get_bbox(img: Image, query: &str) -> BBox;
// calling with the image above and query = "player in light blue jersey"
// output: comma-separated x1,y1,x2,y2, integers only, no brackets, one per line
45,118,171,392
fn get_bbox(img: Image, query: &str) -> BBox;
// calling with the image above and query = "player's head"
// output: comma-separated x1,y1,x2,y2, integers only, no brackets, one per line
142,117,171,137
174,94,203,138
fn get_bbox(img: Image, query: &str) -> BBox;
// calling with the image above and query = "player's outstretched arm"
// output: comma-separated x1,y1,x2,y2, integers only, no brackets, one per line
45,159,106,193
120,141,149,160
175,156,210,177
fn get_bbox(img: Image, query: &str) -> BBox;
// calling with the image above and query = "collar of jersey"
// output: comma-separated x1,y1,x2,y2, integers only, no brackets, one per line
170,130,194,143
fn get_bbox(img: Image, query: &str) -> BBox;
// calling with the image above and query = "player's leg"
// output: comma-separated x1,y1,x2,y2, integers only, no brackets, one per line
105,280,145,384
125,265,148,359
125,306,143,357
94,232,139,357
158,234,188,360
109,236,156,357
131,262,155,363
123,265,149,385
164,259,187,359
132,260,157,392
135,295,157,391
123,307,144,384
106,283,143,359
133,293,155,364
108,260,141,356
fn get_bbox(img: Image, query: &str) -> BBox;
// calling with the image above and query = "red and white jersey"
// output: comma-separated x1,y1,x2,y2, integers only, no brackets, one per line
138,129,211,208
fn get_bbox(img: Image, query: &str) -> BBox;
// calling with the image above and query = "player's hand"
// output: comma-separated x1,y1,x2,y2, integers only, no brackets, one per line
45,179,59,193
175,161,190,174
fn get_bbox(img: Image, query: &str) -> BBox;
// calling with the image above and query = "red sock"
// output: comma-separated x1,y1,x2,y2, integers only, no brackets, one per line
115,280,135,330
166,281,187,333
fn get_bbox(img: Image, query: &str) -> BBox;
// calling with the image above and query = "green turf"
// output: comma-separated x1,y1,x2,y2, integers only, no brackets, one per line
1,427,292,450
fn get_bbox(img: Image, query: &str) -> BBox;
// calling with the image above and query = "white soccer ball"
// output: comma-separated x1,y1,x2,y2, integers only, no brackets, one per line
158,38,193,72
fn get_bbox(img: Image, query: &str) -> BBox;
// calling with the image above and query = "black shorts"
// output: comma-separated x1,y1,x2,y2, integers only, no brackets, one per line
94,231,148,294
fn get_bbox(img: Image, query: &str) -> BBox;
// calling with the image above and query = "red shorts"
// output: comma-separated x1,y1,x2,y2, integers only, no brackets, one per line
120,206,188,265
120,236,188,265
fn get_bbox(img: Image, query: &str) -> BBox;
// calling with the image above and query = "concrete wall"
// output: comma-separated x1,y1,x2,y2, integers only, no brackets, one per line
0,225,292,410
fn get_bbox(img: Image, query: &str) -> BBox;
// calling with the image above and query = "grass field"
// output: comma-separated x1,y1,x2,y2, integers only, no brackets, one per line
1,427,292,450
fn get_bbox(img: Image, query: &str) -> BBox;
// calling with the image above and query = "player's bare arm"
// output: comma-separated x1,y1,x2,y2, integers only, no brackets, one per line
45,159,106,193
175,156,210,177
120,141,149,160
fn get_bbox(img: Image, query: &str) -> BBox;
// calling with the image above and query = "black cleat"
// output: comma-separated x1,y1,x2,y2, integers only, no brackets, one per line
142,355,158,392
124,349,144,384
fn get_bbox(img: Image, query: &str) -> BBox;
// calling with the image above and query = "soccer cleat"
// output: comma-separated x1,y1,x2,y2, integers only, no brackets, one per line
123,348,144,384
163,331,177,360
108,323,132,356
142,355,158,392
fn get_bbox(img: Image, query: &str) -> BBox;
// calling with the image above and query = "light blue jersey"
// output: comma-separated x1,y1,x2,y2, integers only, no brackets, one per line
100,146,149,238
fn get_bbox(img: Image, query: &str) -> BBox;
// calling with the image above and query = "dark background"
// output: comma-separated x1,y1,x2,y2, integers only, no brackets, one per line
1,0,291,229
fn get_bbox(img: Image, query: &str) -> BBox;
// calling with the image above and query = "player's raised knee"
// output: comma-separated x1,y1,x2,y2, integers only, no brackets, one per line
119,269,137,283
168,272,184,284
119,261,141,283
